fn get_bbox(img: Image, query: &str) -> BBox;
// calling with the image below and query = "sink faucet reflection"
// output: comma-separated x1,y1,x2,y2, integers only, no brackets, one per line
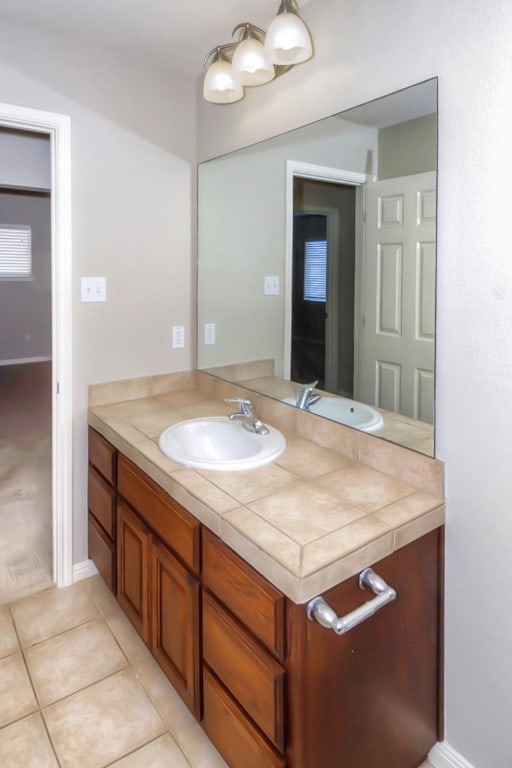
225,398,270,435
296,380,321,411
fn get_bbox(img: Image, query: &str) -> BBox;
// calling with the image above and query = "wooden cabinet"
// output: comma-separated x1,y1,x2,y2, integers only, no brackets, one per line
88,429,201,716
88,428,117,591
88,431,442,768
203,591,285,751
202,527,285,659
151,537,200,717
203,667,286,768
202,528,441,768
116,499,151,644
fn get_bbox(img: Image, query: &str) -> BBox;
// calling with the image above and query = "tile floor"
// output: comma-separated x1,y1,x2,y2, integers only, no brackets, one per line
0,575,229,768
0,575,436,768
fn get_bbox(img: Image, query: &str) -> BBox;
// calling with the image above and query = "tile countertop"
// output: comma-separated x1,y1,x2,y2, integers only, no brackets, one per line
88,371,445,604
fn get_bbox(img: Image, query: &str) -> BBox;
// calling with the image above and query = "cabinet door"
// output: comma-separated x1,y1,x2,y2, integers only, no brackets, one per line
117,499,151,645
151,538,200,718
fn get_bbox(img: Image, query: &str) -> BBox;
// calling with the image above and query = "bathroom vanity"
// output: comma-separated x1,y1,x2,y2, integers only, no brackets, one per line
87,375,444,768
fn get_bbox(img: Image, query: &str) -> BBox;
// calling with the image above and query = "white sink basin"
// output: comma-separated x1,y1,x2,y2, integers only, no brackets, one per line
284,396,383,432
159,416,286,471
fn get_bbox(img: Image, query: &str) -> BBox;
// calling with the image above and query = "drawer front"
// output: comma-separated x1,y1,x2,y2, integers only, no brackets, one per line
118,455,200,574
203,667,286,768
88,513,115,592
202,528,285,659
89,427,117,484
203,591,285,751
88,467,116,538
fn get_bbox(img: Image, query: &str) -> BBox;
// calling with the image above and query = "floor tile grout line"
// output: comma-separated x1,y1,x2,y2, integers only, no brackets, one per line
101,732,193,768
13,612,106,653
131,667,195,768
3,608,62,767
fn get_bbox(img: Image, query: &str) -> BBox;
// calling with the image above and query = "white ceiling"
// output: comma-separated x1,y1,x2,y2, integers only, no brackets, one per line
339,79,437,128
0,0,310,77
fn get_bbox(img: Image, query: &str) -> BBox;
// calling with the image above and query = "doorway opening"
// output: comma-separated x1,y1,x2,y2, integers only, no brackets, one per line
291,177,356,396
0,101,73,598
0,171,53,603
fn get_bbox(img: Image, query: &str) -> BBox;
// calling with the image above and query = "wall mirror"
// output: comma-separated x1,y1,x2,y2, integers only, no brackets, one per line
197,79,438,456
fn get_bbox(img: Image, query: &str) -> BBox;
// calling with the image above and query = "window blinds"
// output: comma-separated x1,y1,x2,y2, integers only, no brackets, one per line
0,225,32,279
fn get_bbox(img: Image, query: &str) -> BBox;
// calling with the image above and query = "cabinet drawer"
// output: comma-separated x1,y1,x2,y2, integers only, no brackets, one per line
203,667,286,768
118,455,200,574
203,591,285,752
89,427,117,485
88,467,116,538
88,513,115,592
202,529,285,659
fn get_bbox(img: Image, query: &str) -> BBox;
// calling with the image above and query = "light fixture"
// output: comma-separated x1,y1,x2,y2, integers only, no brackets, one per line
203,47,243,104
265,0,313,65
202,0,313,105
231,24,275,86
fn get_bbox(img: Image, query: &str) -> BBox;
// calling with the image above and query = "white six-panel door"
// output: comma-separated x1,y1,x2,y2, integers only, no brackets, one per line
358,172,436,423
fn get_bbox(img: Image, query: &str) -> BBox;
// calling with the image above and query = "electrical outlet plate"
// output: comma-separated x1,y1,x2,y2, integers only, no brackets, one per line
172,325,185,348
204,323,216,345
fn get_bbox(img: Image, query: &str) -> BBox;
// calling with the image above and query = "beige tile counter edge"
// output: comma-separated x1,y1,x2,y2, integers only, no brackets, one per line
88,372,445,604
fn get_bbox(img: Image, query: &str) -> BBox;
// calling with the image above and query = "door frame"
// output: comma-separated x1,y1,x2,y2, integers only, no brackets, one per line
284,160,372,381
0,101,73,588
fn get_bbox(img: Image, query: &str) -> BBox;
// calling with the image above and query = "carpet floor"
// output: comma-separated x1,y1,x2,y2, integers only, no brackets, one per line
0,361,53,606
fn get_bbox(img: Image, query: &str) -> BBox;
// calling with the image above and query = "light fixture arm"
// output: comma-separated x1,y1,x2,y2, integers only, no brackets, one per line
277,0,299,14
202,43,237,70
232,22,267,42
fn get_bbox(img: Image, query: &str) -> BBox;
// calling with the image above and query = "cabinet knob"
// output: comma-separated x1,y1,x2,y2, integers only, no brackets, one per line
306,568,397,635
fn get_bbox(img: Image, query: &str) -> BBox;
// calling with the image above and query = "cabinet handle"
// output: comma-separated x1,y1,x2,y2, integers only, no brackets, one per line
306,568,397,635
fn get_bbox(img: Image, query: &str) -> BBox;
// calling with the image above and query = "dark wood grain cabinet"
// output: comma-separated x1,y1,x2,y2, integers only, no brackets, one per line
88,428,117,591
151,537,200,716
88,427,442,768
116,498,151,644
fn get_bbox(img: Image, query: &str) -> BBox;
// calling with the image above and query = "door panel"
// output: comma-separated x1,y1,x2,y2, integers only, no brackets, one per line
116,500,151,644
151,539,200,717
359,171,436,422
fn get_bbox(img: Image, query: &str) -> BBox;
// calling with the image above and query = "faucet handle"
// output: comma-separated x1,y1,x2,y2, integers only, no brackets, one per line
224,397,254,415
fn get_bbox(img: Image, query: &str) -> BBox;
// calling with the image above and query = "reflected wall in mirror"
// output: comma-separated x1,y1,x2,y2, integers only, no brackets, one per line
197,79,437,456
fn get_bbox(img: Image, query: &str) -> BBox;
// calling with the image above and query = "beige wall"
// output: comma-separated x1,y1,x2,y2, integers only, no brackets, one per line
197,117,377,373
378,113,437,179
197,1,512,766
0,18,197,567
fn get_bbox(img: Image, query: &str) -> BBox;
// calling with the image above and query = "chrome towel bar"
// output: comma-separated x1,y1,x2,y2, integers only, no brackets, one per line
306,568,397,635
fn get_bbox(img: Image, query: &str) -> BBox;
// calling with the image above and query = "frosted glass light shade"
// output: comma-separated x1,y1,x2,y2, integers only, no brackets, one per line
264,12,313,65
203,59,243,104
232,38,275,86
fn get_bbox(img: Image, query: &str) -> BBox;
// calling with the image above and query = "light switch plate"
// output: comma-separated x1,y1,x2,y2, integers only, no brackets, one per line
264,275,280,295
81,276,106,302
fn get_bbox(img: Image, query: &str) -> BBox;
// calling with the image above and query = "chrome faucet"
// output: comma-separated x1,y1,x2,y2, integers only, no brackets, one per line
225,398,270,435
296,380,321,411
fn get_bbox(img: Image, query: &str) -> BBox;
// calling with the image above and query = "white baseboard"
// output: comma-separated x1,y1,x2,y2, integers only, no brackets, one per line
429,742,476,768
73,559,98,582
0,356,51,366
